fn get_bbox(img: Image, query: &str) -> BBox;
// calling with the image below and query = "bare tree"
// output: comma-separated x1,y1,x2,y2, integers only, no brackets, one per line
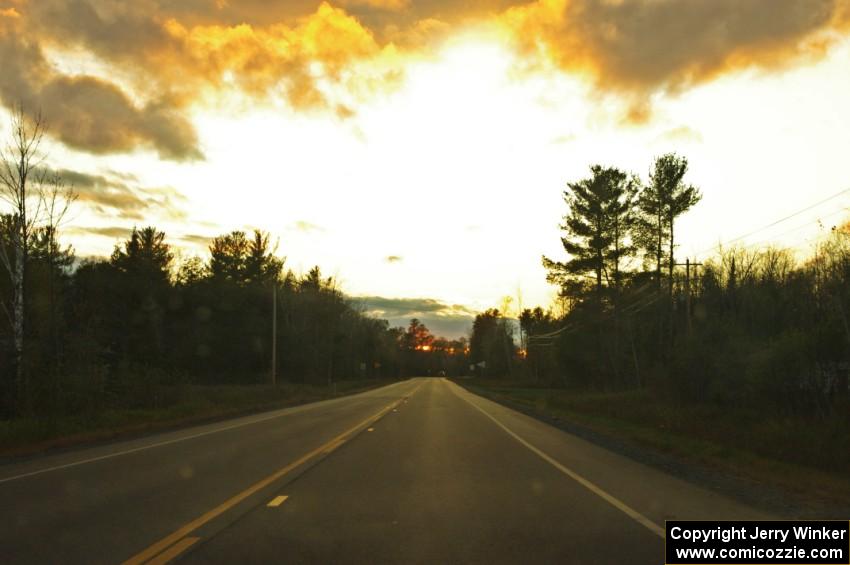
0,106,72,410
42,172,77,379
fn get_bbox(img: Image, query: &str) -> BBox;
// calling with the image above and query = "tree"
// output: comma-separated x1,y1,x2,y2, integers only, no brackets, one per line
635,153,701,351
209,229,282,285
38,174,76,375
394,319,435,375
0,107,73,410
111,227,173,284
470,309,515,377
402,318,434,351
110,227,173,361
637,153,702,290
209,230,250,284
245,230,284,285
543,165,637,302
174,256,206,287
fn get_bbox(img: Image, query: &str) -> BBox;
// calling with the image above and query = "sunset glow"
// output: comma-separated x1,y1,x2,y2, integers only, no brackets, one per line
2,1,849,336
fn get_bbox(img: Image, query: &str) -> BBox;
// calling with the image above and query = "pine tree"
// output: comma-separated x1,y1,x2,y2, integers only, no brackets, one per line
636,153,702,290
543,165,637,303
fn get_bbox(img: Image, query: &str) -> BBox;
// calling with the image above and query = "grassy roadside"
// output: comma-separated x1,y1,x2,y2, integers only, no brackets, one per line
456,378,850,515
0,379,393,459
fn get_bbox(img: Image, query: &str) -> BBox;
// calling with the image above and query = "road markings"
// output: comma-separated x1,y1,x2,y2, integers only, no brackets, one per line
321,437,346,454
0,380,418,485
145,536,199,565
267,495,288,507
122,381,424,565
449,381,665,539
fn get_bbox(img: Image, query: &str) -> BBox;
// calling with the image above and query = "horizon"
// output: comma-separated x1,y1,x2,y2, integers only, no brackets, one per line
4,4,850,562
2,0,850,338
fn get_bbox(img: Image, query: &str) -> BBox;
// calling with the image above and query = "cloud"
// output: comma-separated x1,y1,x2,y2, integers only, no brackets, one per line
354,295,477,318
550,133,576,145
178,233,214,246
68,225,209,247
30,1,395,113
138,185,190,221
55,169,147,218
656,125,703,145
3,2,384,157
353,295,476,338
335,104,356,119
52,168,187,220
290,220,325,233
501,0,850,118
0,9,202,160
67,225,133,239
338,0,410,12
412,316,472,339
3,0,848,160
385,255,403,263
41,77,202,160
1,0,506,157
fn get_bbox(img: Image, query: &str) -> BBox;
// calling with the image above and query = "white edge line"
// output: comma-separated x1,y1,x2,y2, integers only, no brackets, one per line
0,380,415,484
448,381,665,539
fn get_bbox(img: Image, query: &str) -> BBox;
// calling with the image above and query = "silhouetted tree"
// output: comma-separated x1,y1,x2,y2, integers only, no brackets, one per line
209,230,250,284
110,227,173,361
470,309,515,377
543,165,637,303
0,107,75,413
636,153,702,290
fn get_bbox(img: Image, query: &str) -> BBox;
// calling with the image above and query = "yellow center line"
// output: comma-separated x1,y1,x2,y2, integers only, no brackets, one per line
0,380,415,485
122,381,424,565
267,495,288,508
448,380,665,539
144,537,199,565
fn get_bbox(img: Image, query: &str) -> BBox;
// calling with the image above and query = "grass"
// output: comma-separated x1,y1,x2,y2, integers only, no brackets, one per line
457,378,850,512
0,379,392,458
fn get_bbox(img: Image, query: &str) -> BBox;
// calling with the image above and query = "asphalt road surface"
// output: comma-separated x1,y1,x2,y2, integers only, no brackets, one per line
0,378,771,564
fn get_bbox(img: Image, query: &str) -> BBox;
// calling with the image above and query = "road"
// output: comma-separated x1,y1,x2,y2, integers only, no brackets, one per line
0,378,771,564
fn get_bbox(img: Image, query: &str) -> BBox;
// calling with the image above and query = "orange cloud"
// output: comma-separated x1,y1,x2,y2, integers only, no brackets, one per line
157,3,386,110
338,0,410,12
2,0,850,157
501,0,850,99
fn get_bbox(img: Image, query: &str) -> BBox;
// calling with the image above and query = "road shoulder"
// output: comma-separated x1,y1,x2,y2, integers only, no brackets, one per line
453,379,850,519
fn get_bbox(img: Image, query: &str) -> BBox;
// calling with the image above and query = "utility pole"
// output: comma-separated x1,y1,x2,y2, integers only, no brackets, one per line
686,259,691,333
271,283,277,386
677,258,702,335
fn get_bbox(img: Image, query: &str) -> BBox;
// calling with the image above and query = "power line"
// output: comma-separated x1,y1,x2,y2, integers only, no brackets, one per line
528,284,660,343
730,207,848,252
695,187,850,258
530,189,850,344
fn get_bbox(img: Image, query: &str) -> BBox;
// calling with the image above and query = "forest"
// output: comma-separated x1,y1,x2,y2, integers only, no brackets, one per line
2,105,849,465
0,109,469,427
464,153,850,472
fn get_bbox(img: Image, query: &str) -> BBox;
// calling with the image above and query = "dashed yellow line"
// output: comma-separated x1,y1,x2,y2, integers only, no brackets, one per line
121,381,423,565
267,495,288,508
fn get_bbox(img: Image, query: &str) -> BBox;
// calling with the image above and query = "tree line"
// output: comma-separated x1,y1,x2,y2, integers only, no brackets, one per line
0,108,468,420
469,152,850,421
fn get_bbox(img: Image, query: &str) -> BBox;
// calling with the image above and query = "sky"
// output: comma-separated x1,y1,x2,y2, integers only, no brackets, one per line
1,0,849,337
